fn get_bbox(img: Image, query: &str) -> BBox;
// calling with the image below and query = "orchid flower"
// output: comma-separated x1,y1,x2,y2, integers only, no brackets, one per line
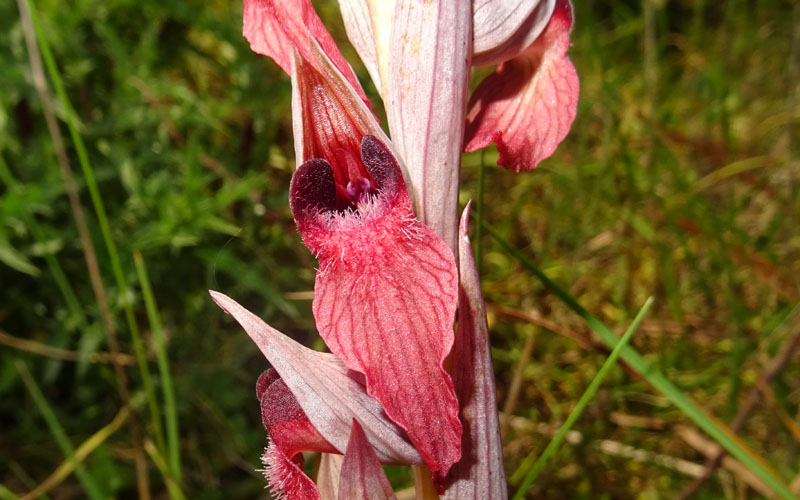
211,0,579,498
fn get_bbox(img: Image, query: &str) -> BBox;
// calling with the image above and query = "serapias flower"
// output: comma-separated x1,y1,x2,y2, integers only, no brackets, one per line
286,33,463,482
213,0,581,498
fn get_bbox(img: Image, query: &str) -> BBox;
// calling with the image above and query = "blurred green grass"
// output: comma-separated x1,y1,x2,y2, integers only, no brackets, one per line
1,0,798,499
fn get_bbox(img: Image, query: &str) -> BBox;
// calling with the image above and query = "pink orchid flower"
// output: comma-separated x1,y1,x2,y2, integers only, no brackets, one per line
211,0,579,498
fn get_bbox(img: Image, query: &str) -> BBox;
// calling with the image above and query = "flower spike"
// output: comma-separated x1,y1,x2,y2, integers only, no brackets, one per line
289,135,462,480
288,38,463,480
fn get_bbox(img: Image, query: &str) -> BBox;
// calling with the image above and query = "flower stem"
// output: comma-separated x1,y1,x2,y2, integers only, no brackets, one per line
412,465,440,500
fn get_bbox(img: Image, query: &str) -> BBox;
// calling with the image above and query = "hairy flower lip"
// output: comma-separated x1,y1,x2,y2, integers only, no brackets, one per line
289,135,402,234
289,137,463,481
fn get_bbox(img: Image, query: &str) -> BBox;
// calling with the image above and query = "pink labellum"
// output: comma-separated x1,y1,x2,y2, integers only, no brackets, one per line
289,135,462,481
464,0,578,172
242,0,371,108
338,420,398,500
472,0,555,66
210,291,423,466
258,369,338,500
440,203,507,499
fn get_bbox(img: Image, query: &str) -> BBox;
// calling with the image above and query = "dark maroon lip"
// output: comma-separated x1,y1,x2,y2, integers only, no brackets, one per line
290,135,403,219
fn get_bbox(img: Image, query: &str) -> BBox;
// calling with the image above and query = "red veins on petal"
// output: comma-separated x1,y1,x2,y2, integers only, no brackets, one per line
290,136,462,481
464,0,579,172
258,369,339,500
292,52,384,198
242,0,370,107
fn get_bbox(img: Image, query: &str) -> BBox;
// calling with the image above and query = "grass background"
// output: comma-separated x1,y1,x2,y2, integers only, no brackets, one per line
1,0,798,498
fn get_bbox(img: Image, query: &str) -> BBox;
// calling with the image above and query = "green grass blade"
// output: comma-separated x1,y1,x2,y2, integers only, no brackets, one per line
133,251,181,485
24,0,165,455
512,297,653,499
143,441,187,500
14,361,106,500
486,224,798,500
0,484,21,500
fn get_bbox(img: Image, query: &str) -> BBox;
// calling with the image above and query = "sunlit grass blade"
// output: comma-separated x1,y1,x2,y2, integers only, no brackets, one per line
486,224,798,500
512,297,653,499
0,484,21,500
144,441,187,500
23,404,132,500
14,360,105,500
23,0,165,455
134,251,181,484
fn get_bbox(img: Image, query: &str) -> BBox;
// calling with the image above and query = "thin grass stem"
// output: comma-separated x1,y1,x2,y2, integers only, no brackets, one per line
143,442,187,500
14,361,105,500
512,297,653,498
24,0,165,456
134,251,181,484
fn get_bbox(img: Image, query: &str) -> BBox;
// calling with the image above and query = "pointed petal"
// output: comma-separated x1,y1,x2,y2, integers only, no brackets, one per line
472,0,555,66
337,0,396,97
290,43,395,172
302,137,462,479
385,0,473,253
338,420,398,500
464,0,579,172
243,0,370,106
210,291,423,465
440,203,507,499
317,453,344,500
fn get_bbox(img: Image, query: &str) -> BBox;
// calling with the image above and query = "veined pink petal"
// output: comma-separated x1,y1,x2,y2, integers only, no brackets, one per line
338,420,398,500
290,42,398,192
210,291,423,465
290,45,391,175
386,0,473,253
258,369,337,500
464,0,578,172
242,0,370,107
440,203,506,499
472,0,555,66
289,136,462,481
